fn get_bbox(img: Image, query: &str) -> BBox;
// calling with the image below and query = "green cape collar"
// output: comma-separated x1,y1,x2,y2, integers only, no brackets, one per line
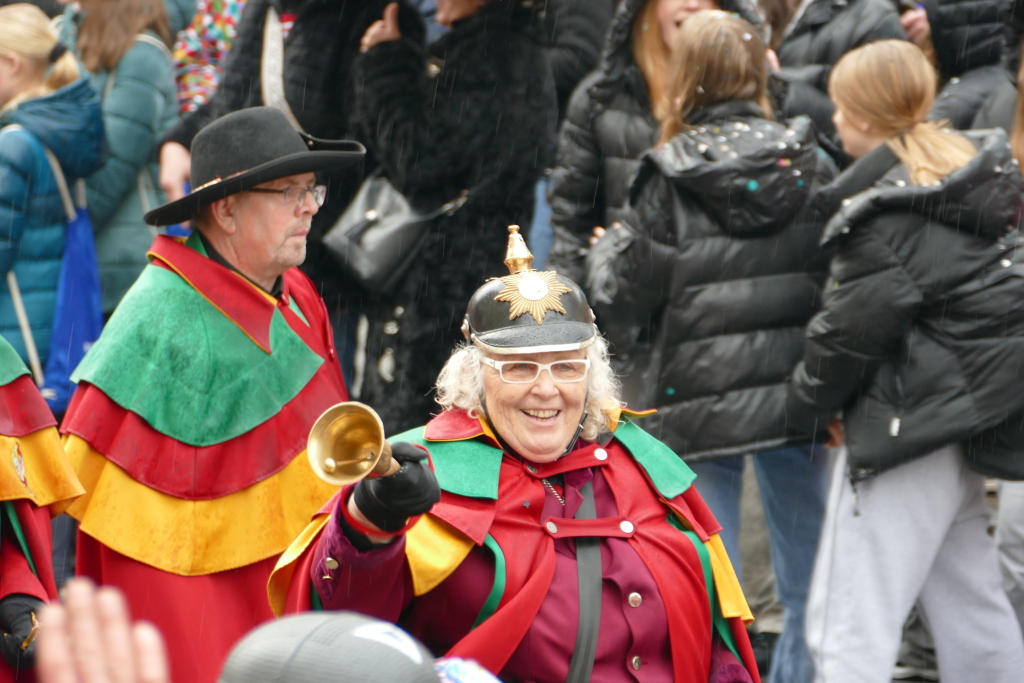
0,336,29,387
71,255,323,446
392,411,695,500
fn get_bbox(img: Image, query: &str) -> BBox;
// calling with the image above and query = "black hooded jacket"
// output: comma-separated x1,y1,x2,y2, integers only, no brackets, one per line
924,0,1004,81
547,0,762,285
788,130,1024,481
923,0,1005,130
586,101,838,461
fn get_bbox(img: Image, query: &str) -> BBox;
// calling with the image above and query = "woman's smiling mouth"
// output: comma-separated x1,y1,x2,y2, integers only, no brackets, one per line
523,409,560,420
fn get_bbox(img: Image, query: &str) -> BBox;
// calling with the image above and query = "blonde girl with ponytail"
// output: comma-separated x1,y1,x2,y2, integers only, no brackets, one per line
828,39,977,184
0,3,104,368
0,3,79,112
788,38,1024,683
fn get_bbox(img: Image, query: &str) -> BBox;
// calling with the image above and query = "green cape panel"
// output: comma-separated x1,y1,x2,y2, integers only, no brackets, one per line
71,264,324,446
392,420,695,501
0,336,29,387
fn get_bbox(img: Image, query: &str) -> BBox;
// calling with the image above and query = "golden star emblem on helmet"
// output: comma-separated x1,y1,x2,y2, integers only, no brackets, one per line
494,270,572,324
492,226,572,324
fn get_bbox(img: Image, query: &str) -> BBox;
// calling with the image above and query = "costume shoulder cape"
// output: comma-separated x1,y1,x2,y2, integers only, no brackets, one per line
0,336,83,509
0,339,81,642
60,234,346,576
270,408,758,681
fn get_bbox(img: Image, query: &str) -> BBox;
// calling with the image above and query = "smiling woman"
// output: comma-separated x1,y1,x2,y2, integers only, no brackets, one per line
273,226,762,683
436,343,617,452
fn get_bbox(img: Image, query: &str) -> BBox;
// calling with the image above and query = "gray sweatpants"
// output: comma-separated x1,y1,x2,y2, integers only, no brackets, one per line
806,444,1024,683
996,480,1024,630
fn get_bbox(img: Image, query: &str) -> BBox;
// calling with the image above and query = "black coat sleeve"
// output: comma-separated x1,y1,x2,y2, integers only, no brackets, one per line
1003,0,1024,80
548,76,606,283
923,0,1003,79
787,224,924,432
586,168,678,328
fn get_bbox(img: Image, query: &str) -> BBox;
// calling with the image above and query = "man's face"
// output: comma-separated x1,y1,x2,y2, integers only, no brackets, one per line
231,172,318,280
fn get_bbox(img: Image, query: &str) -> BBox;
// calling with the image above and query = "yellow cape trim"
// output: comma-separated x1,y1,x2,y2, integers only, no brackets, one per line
707,533,754,623
406,514,475,597
267,511,476,617
62,435,339,576
605,403,657,433
0,428,83,511
268,513,330,617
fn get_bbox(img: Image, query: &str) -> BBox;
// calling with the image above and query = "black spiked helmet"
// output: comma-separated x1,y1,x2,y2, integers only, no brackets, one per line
144,107,365,226
462,226,597,354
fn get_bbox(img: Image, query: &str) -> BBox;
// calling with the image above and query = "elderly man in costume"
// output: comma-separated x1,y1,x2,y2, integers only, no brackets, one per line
270,228,761,683
56,107,364,683
0,336,83,680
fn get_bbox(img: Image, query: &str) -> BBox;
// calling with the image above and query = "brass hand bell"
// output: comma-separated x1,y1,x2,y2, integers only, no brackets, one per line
306,402,402,486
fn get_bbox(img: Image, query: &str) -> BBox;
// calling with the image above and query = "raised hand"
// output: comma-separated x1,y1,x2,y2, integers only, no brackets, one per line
36,579,169,683
360,3,402,54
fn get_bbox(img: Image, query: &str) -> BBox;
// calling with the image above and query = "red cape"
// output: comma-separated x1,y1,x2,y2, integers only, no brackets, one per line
280,435,760,682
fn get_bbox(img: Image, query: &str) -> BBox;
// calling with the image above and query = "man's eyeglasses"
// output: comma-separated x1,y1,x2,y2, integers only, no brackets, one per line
481,358,590,384
247,185,327,208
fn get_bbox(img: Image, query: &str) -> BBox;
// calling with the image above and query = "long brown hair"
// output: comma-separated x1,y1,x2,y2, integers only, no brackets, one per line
659,11,772,144
0,3,79,112
632,0,671,122
830,40,975,186
1011,42,1024,166
76,0,171,73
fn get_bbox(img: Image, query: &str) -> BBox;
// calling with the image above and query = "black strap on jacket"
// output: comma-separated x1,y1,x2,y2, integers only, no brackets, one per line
565,481,601,683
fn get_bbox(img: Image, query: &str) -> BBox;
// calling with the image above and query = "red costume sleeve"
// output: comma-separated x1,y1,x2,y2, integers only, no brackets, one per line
310,495,415,619
0,500,57,603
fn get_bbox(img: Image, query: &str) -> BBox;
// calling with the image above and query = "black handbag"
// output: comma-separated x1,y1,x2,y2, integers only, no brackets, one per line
323,170,474,295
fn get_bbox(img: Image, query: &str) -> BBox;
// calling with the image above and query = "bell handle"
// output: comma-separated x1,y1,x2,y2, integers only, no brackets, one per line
370,441,402,478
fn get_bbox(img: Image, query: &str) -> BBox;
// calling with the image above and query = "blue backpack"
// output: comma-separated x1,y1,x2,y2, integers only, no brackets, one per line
5,129,103,413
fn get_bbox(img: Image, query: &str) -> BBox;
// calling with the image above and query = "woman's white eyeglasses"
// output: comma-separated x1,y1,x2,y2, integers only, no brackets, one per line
481,358,590,384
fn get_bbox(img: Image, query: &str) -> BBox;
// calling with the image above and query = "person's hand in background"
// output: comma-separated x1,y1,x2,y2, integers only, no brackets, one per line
158,142,191,202
37,579,169,683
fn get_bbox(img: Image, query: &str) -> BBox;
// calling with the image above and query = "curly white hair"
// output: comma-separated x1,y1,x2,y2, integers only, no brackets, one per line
434,336,622,441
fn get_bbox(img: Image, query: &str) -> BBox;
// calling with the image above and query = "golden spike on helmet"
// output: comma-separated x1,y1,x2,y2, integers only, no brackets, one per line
504,225,534,274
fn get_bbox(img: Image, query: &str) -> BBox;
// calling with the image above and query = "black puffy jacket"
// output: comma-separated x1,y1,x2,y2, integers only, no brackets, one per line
922,0,1005,130
547,0,762,285
775,0,905,137
355,1,557,434
788,130,1024,481
970,0,1022,132
587,101,837,461
924,0,1003,81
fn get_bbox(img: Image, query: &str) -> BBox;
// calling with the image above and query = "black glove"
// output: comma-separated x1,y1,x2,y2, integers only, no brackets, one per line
352,442,441,532
0,594,44,669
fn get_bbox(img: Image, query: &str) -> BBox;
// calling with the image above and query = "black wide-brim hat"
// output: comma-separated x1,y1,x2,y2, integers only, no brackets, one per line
145,106,365,226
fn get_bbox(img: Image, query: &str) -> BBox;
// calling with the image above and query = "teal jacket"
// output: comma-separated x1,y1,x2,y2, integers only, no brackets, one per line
0,79,104,365
59,11,180,314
